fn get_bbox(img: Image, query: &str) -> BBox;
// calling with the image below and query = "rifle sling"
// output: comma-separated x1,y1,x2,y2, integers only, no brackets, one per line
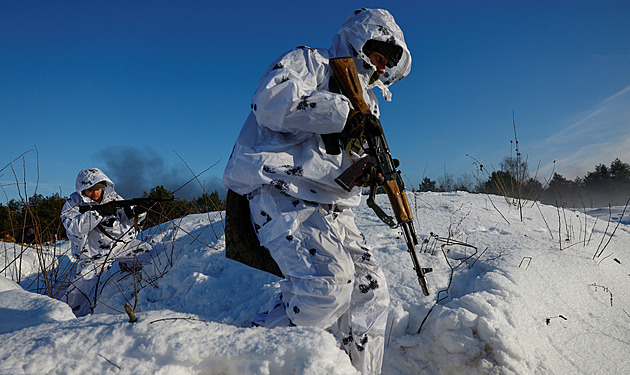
96,224,127,244
366,184,396,228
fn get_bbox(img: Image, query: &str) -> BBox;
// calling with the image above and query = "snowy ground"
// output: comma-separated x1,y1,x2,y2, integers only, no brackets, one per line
1,192,630,374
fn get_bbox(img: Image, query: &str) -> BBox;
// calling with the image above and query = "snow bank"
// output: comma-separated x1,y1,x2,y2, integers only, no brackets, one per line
2,193,630,374
0,276,75,334
1,310,357,375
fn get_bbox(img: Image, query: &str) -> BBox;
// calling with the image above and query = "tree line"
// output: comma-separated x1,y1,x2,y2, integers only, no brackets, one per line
416,158,630,208
0,185,225,245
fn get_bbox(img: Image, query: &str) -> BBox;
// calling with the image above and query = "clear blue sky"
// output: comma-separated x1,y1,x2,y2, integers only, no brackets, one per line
2,0,629,200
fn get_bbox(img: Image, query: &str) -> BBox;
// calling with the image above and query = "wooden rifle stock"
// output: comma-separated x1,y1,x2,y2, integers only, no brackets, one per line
330,57,431,296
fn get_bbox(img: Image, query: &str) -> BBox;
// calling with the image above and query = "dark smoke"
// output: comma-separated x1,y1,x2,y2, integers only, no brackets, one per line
99,146,224,200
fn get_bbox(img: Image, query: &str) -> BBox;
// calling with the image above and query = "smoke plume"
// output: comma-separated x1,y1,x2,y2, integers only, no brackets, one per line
99,146,224,200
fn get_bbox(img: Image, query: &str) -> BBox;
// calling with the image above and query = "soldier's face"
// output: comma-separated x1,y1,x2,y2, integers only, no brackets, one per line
83,188,103,203
369,51,388,75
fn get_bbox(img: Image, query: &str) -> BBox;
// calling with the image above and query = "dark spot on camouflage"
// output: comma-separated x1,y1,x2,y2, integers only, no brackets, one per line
270,179,289,192
273,62,283,69
343,333,353,346
283,165,303,176
297,96,312,111
356,335,368,351
260,211,272,224
358,274,379,294
293,306,300,314
286,235,293,241
309,248,317,256
350,45,359,57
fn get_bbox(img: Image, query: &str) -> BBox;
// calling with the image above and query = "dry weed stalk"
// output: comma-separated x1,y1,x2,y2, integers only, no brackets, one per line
417,231,481,334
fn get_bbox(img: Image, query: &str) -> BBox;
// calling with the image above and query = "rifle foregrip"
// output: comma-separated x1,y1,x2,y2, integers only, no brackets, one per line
383,180,413,223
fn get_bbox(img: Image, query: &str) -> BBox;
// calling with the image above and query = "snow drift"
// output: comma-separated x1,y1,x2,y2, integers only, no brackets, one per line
1,192,629,374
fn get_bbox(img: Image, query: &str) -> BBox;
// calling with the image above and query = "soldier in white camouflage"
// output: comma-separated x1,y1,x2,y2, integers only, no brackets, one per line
223,9,411,374
61,168,155,317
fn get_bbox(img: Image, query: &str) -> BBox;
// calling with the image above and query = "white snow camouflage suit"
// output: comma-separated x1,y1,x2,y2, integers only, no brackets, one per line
61,168,155,317
222,8,411,374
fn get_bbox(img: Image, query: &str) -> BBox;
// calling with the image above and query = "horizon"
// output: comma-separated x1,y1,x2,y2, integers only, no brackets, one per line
2,0,629,201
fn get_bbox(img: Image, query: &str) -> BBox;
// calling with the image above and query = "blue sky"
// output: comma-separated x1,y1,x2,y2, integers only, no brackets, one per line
2,0,629,200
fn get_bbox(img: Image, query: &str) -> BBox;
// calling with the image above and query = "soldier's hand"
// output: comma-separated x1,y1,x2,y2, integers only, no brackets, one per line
341,110,366,139
342,111,383,140
96,201,118,216
362,114,383,136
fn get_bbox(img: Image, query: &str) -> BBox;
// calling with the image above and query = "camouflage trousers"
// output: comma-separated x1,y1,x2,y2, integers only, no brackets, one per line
67,238,154,317
249,186,390,375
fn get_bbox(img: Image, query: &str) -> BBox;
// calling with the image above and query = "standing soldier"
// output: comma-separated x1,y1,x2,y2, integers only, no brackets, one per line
223,8,411,374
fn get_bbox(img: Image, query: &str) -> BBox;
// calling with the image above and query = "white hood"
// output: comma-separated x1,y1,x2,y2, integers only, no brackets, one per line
330,8,412,101
74,168,114,198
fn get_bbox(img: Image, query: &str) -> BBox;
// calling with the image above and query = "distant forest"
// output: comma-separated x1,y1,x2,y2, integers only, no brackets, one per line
2,159,629,245
417,157,630,208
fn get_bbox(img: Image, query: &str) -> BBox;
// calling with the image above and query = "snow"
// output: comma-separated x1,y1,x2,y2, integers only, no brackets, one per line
2,192,630,374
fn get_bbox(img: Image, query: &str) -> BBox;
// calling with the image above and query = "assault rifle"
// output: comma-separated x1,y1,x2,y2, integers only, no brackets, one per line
330,57,432,296
78,197,174,215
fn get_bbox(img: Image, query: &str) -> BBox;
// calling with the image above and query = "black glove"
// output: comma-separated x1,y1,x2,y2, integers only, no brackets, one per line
341,111,383,139
362,114,383,136
341,109,365,139
94,201,118,216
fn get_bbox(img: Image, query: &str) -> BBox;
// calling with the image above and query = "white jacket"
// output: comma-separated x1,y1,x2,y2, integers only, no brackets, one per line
61,168,145,260
223,8,411,206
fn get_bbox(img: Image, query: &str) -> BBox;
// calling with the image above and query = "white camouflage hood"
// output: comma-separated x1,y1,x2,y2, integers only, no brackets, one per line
74,168,114,197
330,8,412,101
